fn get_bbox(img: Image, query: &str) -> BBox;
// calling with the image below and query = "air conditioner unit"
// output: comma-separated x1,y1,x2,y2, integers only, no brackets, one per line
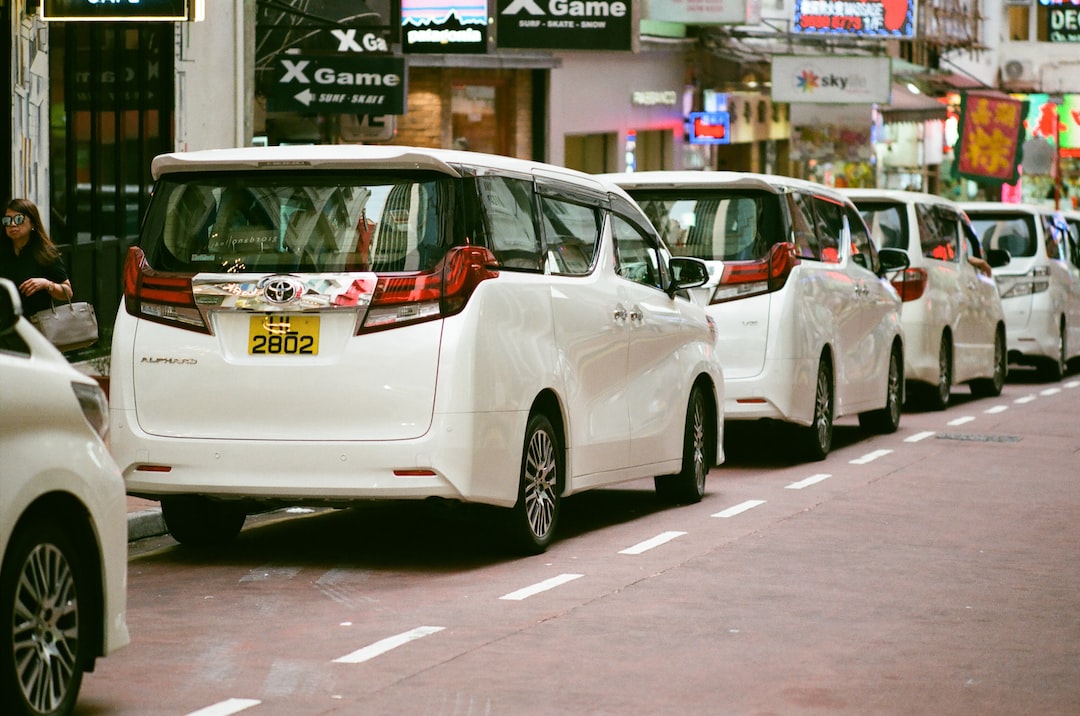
1002,60,1035,84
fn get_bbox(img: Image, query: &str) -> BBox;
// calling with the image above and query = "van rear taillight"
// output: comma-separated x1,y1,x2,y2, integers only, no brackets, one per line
712,242,800,303
360,246,499,333
123,247,209,332
890,267,928,302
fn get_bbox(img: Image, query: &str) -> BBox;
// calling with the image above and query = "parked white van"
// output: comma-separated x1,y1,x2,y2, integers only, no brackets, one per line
846,189,1010,408
962,202,1080,380
604,171,908,461
109,146,725,553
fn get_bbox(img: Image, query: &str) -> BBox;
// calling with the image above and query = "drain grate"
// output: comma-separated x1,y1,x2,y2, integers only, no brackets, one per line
934,433,1022,443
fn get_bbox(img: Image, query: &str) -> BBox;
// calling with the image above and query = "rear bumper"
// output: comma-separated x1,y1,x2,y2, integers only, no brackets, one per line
721,355,817,426
112,408,528,509
1002,294,1058,362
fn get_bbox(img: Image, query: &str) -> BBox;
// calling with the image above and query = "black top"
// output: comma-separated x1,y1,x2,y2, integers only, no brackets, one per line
0,242,69,316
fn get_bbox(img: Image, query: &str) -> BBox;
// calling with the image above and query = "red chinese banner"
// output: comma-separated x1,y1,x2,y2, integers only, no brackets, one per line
954,92,1027,185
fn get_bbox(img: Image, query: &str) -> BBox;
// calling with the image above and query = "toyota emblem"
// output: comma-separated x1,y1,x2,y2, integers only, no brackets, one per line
260,276,305,305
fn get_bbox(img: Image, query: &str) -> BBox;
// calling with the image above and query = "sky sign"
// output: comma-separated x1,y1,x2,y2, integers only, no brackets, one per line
771,55,891,104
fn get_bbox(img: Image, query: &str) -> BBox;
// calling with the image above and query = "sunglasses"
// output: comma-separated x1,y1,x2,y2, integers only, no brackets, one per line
2,214,26,227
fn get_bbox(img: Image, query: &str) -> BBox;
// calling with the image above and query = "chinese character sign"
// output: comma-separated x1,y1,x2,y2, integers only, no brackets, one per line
955,92,1027,185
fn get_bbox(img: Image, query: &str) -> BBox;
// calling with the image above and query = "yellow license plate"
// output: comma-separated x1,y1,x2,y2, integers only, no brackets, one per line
248,315,319,355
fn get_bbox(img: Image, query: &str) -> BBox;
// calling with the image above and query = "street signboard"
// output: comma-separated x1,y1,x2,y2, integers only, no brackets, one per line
43,0,192,21
267,55,407,115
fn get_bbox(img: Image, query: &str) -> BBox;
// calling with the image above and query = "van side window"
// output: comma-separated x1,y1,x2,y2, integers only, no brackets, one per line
919,204,957,262
540,195,601,276
812,196,844,264
845,204,877,272
787,192,821,260
475,175,542,271
611,213,663,290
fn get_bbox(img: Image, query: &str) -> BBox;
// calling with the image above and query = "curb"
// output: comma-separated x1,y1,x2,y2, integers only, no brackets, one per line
128,509,167,542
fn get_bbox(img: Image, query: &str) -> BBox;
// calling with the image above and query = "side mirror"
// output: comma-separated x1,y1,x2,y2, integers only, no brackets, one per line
0,278,21,336
877,247,911,275
667,256,709,297
985,248,1011,268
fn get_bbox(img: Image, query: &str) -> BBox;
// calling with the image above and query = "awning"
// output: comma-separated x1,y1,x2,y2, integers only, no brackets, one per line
879,82,948,124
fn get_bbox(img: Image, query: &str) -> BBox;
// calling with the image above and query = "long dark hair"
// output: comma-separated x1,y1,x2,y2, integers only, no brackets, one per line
5,198,59,267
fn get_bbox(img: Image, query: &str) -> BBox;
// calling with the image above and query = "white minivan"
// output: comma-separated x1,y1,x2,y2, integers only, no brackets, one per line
962,202,1080,380
846,189,1010,408
109,145,725,553
604,171,908,461
0,278,129,716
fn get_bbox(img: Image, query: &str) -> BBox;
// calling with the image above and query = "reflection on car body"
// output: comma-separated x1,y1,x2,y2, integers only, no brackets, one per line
109,145,726,554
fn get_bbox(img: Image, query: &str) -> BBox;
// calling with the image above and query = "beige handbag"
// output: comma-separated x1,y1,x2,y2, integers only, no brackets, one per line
30,297,99,352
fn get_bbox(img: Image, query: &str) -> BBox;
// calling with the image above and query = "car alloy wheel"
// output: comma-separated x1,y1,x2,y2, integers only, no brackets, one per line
2,523,87,716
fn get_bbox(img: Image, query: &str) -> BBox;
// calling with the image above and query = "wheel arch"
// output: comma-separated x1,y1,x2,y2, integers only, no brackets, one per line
3,493,105,662
529,389,567,495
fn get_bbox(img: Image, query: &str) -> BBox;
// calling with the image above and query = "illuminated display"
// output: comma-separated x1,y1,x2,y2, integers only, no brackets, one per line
792,0,915,38
42,0,191,21
687,112,730,145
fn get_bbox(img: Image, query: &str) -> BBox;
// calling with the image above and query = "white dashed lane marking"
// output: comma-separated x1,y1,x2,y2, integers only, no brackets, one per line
1040,387,1062,396
333,626,445,664
947,416,976,426
186,699,261,716
849,449,892,465
786,473,832,490
1015,395,1037,404
984,405,1008,414
711,500,766,518
905,431,935,442
619,531,687,555
499,573,584,601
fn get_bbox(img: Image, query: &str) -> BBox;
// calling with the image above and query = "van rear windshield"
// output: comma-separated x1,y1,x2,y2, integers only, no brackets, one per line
628,190,784,261
969,213,1037,259
140,171,454,273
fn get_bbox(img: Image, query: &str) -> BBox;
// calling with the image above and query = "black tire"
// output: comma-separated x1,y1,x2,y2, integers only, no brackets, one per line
655,384,711,504
971,327,1007,398
859,345,903,434
506,413,562,555
1039,321,1066,382
925,334,952,410
1,520,91,716
161,496,246,548
794,358,833,462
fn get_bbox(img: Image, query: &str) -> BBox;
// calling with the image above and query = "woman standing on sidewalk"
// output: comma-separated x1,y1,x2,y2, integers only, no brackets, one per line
2,198,73,316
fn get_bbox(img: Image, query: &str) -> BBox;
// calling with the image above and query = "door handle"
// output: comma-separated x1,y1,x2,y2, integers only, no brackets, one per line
613,305,628,322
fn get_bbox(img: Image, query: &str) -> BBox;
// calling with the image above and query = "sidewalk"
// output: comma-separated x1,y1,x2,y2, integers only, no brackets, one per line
127,496,166,542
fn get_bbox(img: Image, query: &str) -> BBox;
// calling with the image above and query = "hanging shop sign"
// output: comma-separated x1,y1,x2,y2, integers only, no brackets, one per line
1048,6,1080,42
953,92,1027,185
42,0,194,21
644,0,760,25
267,55,407,114
771,55,891,104
402,0,488,54
792,0,915,38
495,0,635,51
687,112,731,145
1018,93,1080,158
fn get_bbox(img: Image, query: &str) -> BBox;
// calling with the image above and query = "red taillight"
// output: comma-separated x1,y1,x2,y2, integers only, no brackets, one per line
123,247,209,332
712,242,800,303
360,246,499,333
890,267,928,302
